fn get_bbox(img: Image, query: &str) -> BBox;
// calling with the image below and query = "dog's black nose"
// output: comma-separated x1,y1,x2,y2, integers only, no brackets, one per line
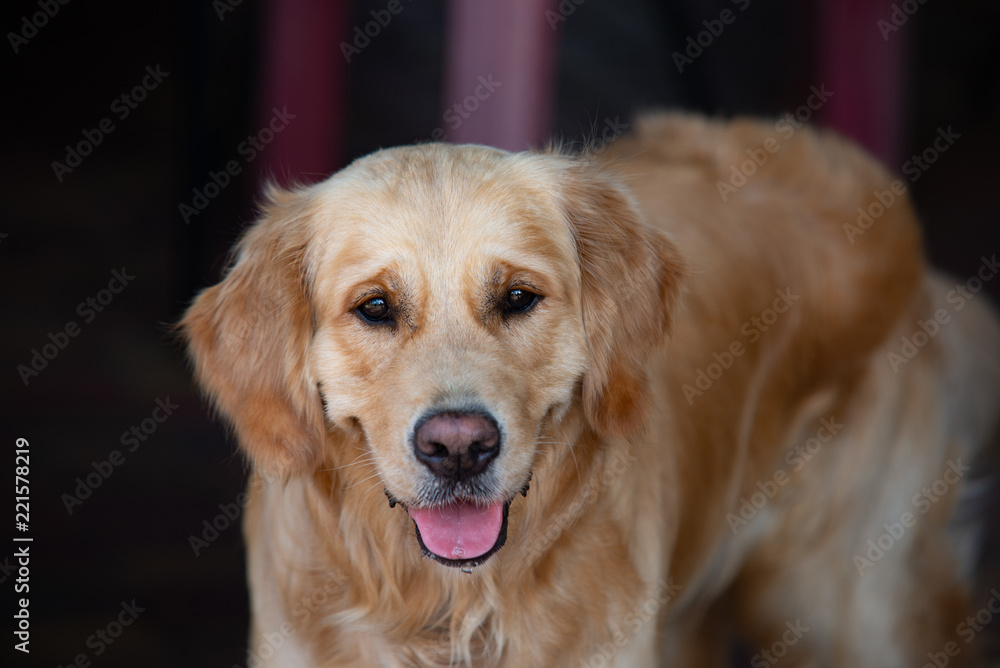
413,411,500,480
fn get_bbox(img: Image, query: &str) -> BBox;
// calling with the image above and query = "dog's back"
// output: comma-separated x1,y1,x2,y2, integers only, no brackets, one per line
603,114,1000,665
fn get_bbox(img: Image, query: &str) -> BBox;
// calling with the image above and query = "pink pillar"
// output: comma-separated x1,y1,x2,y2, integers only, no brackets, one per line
259,0,349,186
818,0,907,166
442,0,559,151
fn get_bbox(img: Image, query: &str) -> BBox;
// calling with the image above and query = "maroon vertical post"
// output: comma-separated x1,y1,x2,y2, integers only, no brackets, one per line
442,0,559,151
259,0,349,186
818,0,907,167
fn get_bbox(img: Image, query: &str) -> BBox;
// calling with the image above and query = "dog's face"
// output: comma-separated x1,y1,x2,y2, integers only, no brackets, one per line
308,147,590,566
182,144,683,569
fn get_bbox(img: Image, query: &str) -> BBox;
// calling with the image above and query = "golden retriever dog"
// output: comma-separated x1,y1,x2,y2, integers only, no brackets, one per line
181,113,1000,666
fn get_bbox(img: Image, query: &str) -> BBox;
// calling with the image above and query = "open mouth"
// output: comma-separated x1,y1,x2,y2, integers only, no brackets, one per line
387,476,529,570
408,500,510,569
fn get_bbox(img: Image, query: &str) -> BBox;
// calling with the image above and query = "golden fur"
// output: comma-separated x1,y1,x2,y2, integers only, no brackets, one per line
181,113,1000,666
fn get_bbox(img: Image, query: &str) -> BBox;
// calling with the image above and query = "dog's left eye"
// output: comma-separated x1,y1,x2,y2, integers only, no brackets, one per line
504,288,540,314
357,296,392,323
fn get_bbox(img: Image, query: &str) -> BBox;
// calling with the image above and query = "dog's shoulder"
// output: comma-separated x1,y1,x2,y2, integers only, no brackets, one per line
605,113,925,383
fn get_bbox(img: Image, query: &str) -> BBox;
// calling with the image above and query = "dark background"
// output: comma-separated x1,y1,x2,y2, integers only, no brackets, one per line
2,0,999,665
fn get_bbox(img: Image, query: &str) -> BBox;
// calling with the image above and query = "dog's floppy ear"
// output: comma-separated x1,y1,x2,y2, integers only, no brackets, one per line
561,163,685,436
180,187,324,477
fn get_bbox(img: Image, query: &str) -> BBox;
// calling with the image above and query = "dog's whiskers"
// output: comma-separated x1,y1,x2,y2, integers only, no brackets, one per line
361,479,389,497
346,470,385,491
567,446,582,484
535,439,574,447
325,451,377,472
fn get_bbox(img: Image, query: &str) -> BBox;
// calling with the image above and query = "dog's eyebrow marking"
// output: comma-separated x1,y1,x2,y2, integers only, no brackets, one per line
385,276,418,332
316,381,329,412
395,292,417,331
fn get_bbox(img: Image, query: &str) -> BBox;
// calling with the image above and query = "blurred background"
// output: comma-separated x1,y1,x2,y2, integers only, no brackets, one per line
2,0,999,665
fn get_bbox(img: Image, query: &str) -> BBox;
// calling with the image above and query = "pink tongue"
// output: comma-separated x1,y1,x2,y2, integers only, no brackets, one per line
408,501,503,560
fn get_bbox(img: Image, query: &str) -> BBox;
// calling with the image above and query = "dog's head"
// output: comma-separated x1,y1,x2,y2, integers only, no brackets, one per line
181,144,683,568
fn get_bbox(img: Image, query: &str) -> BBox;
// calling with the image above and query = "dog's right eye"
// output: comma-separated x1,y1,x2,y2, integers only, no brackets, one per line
503,288,540,315
357,297,392,324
